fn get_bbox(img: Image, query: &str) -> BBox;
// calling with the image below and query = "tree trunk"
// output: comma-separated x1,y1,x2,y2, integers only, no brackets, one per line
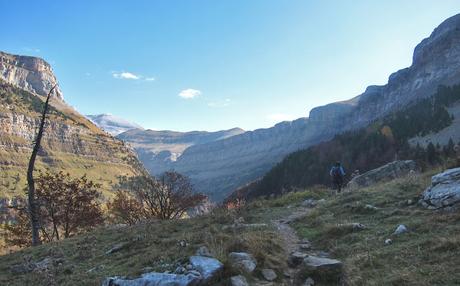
27,85,56,246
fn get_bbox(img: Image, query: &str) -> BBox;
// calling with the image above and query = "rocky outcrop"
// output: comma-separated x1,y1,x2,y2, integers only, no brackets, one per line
421,167,460,209
120,14,460,201
0,51,63,99
87,114,143,136
347,160,417,189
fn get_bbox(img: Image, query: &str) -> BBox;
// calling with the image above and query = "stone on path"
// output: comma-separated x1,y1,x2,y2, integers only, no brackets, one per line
230,275,249,286
189,256,223,284
261,268,277,281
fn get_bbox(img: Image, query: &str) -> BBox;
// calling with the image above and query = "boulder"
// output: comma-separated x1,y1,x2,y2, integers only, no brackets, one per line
421,167,460,209
102,272,201,286
299,256,342,280
230,275,249,286
288,251,308,267
228,252,257,273
393,225,408,235
347,160,417,189
189,256,223,284
261,269,277,281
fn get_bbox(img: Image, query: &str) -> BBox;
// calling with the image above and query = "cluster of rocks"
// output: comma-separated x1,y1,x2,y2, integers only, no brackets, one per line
102,245,279,286
102,247,223,286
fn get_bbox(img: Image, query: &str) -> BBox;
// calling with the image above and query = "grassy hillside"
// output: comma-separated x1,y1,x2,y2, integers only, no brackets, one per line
1,169,459,285
0,80,146,201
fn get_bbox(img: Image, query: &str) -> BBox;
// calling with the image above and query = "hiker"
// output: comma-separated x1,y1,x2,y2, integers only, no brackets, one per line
330,161,345,193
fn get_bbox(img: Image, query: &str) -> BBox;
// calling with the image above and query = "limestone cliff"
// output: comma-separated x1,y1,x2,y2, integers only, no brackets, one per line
0,51,63,100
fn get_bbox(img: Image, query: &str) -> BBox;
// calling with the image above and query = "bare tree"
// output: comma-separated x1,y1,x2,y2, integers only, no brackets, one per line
111,171,207,221
27,85,56,246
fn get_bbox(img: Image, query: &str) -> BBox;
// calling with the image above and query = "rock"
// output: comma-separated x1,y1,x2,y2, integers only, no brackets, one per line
421,167,460,209
178,240,188,247
302,199,317,208
189,256,223,284
299,243,311,251
105,242,129,255
303,277,315,286
384,239,393,245
175,266,186,274
102,272,201,286
261,269,277,281
288,251,308,267
364,204,378,211
228,252,257,273
347,160,417,189
230,275,249,286
185,264,193,271
87,265,105,273
300,256,342,279
394,224,408,235
195,246,212,257
352,223,366,231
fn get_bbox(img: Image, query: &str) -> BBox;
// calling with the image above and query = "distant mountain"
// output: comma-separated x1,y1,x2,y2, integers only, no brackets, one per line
0,51,146,208
126,13,460,201
117,128,245,175
87,114,143,136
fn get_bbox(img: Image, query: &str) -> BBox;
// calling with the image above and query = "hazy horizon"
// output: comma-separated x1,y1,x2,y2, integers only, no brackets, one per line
2,1,460,132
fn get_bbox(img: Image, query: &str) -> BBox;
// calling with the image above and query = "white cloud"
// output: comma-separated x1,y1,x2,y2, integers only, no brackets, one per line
179,89,201,99
208,98,231,107
267,113,295,123
145,77,156,81
112,72,140,80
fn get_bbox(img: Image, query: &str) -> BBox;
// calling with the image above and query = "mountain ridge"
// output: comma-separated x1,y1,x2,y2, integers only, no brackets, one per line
130,13,460,200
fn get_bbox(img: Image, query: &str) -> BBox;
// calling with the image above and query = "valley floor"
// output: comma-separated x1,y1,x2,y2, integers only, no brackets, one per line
1,170,460,285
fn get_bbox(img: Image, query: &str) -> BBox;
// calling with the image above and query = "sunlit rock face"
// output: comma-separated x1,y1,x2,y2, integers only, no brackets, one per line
0,51,63,100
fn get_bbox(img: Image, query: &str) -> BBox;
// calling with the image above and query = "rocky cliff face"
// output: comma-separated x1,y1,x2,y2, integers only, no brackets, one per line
0,51,63,100
0,54,145,203
130,13,460,201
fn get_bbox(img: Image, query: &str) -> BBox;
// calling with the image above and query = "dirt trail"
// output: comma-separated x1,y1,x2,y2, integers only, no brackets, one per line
270,207,312,285
272,207,311,253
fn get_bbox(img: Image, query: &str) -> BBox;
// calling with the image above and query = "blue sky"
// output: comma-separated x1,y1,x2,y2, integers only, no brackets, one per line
2,1,460,131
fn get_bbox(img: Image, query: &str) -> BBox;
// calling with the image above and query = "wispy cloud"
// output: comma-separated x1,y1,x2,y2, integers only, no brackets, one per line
22,47,41,53
112,71,140,80
179,89,201,99
145,77,156,81
267,113,295,123
208,98,231,107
